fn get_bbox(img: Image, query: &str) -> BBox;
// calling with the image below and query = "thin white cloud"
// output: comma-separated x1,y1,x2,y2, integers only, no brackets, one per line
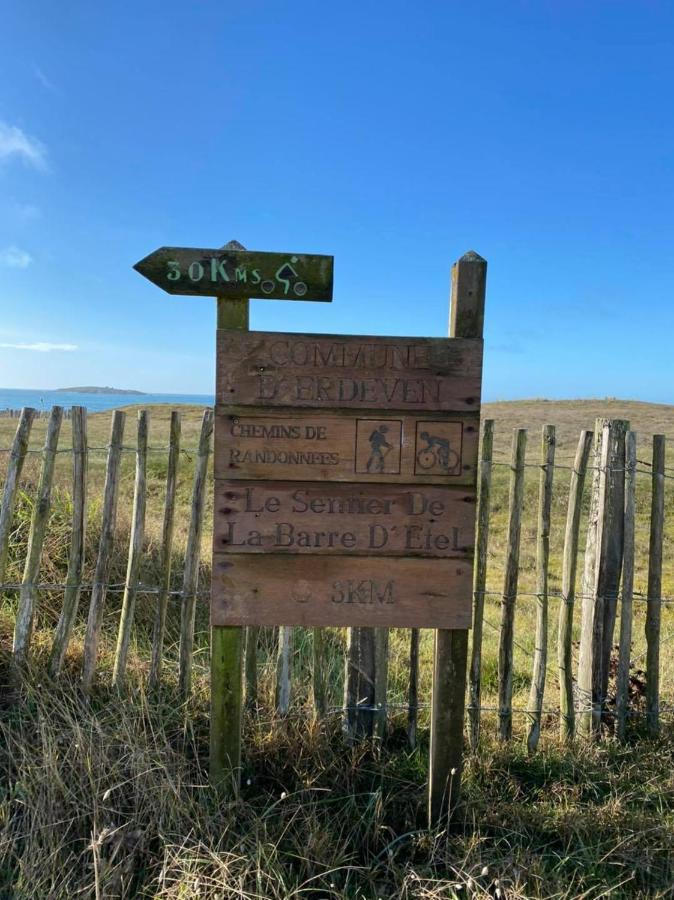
0,342,78,352
0,245,33,268
33,65,59,94
12,202,41,222
0,122,48,171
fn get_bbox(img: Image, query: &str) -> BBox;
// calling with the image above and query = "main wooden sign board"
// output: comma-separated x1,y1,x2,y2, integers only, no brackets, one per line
212,330,483,628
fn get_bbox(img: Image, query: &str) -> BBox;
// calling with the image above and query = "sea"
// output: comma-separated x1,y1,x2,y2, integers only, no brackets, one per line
0,388,215,414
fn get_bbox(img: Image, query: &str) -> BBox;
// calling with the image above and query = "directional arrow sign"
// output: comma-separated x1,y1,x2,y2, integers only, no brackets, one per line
134,246,333,301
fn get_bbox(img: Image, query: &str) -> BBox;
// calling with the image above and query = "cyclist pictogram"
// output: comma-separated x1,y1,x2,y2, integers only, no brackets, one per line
414,422,463,475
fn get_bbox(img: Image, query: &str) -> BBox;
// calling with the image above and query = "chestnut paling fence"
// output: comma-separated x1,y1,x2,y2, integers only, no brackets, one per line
1,405,672,749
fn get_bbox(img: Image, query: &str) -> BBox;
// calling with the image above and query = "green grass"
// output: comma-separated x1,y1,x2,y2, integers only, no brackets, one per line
1,398,674,897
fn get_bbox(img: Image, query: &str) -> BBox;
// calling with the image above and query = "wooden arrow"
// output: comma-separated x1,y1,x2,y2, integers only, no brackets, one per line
134,245,333,301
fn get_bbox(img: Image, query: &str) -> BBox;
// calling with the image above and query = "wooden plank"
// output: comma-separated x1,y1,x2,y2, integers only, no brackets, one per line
645,434,666,736
178,408,214,697
616,430,636,740
12,406,64,664
113,409,149,687
557,429,593,741
497,427,527,742
211,554,472,628
214,481,475,558
82,411,126,691
467,418,494,752
49,406,88,676
0,407,36,585
134,246,333,301
217,330,482,412
526,424,556,753
428,249,486,828
149,410,181,689
214,409,479,486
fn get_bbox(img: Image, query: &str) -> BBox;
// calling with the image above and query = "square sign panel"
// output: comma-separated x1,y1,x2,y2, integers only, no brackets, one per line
213,330,483,627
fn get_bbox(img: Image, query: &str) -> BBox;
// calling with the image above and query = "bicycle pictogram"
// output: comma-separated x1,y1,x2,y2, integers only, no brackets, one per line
415,430,460,474
263,256,308,296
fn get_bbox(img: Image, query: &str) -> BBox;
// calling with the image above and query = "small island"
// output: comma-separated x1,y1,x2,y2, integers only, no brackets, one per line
57,386,147,395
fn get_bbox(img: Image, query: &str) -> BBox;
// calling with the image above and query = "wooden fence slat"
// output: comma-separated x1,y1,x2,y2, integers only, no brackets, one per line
275,626,294,715
468,418,494,751
577,419,629,737
48,407,88,676
616,430,637,740
407,627,420,749
646,434,666,736
557,429,593,741
497,427,527,742
149,410,181,689
312,627,327,718
112,410,149,687
526,424,556,753
343,622,387,739
82,410,126,691
344,626,376,740
178,408,214,697
0,407,36,585
13,406,64,664
245,625,259,709
373,626,389,742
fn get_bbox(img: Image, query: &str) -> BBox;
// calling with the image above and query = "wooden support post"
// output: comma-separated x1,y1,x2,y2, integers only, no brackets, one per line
526,424,556,753
82,410,126,691
275,625,294,715
0,407,36,586
428,251,486,826
497,428,527,742
312,627,327,718
577,419,628,738
49,406,88,676
13,406,63,664
467,418,494,751
209,276,248,790
616,430,637,740
149,410,181,689
557,429,593,741
178,408,214,697
645,434,666,736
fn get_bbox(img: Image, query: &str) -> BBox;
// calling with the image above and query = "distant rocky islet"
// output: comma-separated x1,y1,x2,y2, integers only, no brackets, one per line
56,386,147,395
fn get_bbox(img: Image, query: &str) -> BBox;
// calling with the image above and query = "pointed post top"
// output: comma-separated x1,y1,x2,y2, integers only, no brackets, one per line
222,239,247,251
459,250,486,263
449,251,487,339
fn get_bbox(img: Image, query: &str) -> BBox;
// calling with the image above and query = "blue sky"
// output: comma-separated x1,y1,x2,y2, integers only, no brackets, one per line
0,0,673,401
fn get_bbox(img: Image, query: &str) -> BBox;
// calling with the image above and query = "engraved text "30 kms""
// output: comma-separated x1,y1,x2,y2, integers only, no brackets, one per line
166,256,308,296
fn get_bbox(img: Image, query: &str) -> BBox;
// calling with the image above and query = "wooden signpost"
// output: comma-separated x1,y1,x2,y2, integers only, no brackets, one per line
135,239,486,826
